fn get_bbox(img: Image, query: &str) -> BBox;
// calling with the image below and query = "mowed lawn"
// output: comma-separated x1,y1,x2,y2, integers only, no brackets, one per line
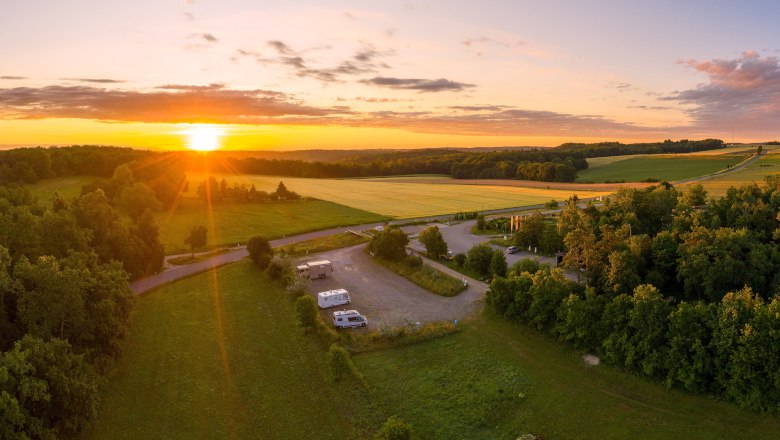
84,262,780,440
576,154,750,183
189,173,609,218
81,263,366,440
158,197,387,254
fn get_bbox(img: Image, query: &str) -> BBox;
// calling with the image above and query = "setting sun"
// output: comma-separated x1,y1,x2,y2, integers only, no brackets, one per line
184,124,224,151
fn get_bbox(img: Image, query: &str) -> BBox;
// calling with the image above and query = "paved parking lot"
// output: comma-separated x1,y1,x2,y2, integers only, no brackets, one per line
299,244,485,329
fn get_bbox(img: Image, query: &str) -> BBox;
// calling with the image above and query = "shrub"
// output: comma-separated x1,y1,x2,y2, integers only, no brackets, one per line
286,276,310,298
404,255,423,268
295,295,318,329
490,250,507,277
466,243,494,277
267,255,293,283
418,225,448,259
327,344,353,382
247,235,273,269
510,258,544,275
369,227,409,261
453,252,466,267
374,416,413,440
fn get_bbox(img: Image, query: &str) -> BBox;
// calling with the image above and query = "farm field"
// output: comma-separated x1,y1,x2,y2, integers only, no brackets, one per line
685,150,780,196
157,197,387,254
84,261,780,440
575,153,751,183
188,173,610,218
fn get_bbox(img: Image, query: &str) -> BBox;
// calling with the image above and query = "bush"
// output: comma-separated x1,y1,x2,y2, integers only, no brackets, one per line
510,258,545,275
247,235,273,269
490,250,507,277
374,416,413,440
295,295,318,329
369,227,409,261
286,276,310,298
404,255,423,268
327,344,353,382
267,255,293,283
466,243,494,277
418,225,448,259
453,252,466,267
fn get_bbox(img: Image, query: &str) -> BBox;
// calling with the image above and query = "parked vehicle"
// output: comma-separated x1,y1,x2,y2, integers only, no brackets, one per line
332,310,368,328
506,246,519,254
295,260,333,279
317,289,351,309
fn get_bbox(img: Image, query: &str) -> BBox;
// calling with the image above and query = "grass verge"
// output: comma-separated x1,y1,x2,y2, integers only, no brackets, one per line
276,232,369,257
575,154,750,183
372,257,466,297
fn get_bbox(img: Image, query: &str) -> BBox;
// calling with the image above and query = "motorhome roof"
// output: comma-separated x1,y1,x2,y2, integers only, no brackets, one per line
332,310,360,316
307,260,331,266
318,289,348,297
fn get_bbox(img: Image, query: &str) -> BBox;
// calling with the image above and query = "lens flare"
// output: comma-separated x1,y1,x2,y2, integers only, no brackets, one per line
184,124,224,151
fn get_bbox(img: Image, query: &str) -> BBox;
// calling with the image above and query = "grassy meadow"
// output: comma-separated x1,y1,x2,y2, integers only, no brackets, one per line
158,197,387,254
188,173,610,218
26,175,95,202
685,151,780,197
84,261,780,440
576,153,751,183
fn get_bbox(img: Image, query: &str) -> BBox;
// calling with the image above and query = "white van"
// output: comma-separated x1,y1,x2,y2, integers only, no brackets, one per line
332,310,368,328
317,289,351,309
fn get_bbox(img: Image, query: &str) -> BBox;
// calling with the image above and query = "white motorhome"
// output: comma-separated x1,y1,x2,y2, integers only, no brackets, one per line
317,289,351,309
295,260,333,279
332,310,368,328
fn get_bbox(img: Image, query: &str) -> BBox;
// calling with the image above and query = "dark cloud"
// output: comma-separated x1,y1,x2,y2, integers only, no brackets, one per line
361,77,475,92
629,105,673,111
60,78,125,84
1,76,27,80
267,40,295,55
662,51,780,133
199,33,218,43
237,42,392,83
0,85,348,124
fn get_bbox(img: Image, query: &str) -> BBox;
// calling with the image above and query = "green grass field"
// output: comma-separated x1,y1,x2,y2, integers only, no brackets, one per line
84,261,780,440
81,263,365,439
189,173,609,218
158,198,387,254
576,154,751,183
685,152,780,197
26,175,95,202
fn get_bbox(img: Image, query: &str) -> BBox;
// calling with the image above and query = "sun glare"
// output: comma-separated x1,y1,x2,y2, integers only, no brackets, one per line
184,124,224,151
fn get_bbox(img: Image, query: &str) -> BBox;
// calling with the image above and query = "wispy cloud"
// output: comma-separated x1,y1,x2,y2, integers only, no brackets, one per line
0,84,346,124
236,40,393,83
361,77,475,92
663,51,780,133
60,78,125,84
1,76,28,80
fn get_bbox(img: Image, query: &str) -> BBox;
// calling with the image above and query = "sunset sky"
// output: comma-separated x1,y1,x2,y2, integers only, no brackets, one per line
2,0,780,150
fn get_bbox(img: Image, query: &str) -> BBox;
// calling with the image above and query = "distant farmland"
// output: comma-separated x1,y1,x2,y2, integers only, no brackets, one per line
188,173,610,218
576,153,751,183
682,151,780,196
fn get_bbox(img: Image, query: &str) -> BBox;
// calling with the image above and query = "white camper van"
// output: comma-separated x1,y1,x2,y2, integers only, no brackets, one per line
332,310,368,328
296,260,333,279
317,289,351,309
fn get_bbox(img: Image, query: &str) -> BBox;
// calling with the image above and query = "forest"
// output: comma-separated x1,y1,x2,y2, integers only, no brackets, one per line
487,177,780,412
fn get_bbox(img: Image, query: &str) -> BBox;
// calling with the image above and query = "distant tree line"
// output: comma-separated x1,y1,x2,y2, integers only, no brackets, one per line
185,139,723,183
196,179,301,203
487,176,780,412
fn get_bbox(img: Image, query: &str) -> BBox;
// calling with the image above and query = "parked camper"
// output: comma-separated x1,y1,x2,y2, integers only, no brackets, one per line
317,289,351,309
295,260,333,279
332,310,368,328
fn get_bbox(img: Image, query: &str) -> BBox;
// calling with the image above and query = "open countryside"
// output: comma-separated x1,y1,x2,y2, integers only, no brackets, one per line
6,2,780,439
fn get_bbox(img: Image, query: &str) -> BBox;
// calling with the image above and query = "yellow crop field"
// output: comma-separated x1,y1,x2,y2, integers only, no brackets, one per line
188,173,610,218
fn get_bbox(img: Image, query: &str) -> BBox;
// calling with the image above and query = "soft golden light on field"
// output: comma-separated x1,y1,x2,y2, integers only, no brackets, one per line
184,124,224,151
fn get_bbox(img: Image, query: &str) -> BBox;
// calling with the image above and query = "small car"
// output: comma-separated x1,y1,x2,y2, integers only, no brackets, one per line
506,246,519,254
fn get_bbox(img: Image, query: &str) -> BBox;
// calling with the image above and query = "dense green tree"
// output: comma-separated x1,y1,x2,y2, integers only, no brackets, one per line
555,287,606,352
600,294,634,365
369,227,409,261
490,250,508,278
185,225,208,256
466,243,494,277
0,336,99,439
418,226,448,259
247,236,274,269
295,295,318,329
665,301,716,393
526,269,572,332
625,284,671,378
